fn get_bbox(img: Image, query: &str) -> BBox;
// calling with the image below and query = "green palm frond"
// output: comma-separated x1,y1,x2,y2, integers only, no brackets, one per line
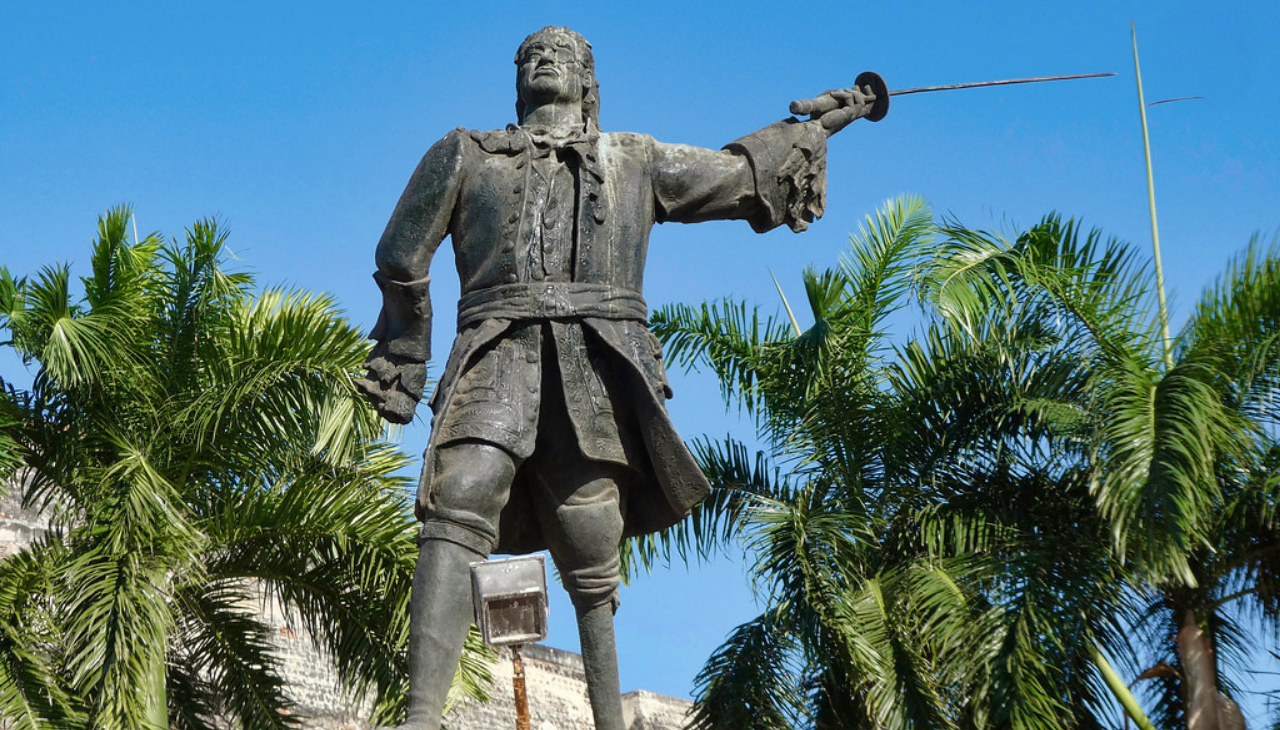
83,205,161,330
887,316,1088,486
170,580,297,730
1181,234,1280,421
60,548,174,729
927,215,1159,367
185,287,379,463
651,298,792,420
0,538,85,730
1013,217,1158,359
621,436,790,577
829,569,961,730
744,480,871,607
0,391,24,481
22,264,126,388
1092,355,1249,582
689,610,803,730
839,194,933,338
916,221,1021,338
166,659,220,730
0,208,424,727
152,218,253,396
195,460,421,718
0,268,33,354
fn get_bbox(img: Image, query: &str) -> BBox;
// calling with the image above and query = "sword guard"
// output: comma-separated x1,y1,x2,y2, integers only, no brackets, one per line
856,71,890,122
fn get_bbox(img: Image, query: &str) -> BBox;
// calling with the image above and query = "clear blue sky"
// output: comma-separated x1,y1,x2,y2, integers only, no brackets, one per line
3,0,1278,723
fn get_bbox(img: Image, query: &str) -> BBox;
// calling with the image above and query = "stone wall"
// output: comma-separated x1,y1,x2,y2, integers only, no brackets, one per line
445,644,692,730
0,476,47,560
0,479,692,730
263,609,692,730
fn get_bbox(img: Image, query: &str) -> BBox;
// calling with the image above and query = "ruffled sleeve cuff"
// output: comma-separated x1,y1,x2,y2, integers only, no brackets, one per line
723,119,828,233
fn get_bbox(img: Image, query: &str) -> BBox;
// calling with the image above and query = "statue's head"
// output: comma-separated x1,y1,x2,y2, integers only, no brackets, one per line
514,26,600,130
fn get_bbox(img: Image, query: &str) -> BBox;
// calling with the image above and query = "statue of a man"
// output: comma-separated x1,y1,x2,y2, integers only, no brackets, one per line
358,26,874,730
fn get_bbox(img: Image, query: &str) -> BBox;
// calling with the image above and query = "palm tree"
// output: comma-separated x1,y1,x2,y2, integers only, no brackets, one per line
0,207,491,730
641,197,1133,729
924,217,1280,729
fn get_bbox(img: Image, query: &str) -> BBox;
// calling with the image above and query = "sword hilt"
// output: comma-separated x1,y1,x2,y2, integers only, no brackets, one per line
790,71,890,124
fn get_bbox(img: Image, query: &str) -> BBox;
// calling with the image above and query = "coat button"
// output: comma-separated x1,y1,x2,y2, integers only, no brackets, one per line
508,213,519,224
526,351,537,363
503,241,515,252
505,273,517,283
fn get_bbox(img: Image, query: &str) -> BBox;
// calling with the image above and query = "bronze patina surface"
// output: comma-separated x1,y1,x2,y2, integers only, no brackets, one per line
359,26,877,730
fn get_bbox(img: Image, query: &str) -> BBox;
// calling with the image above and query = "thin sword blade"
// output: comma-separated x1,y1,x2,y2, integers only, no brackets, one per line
891,72,1115,96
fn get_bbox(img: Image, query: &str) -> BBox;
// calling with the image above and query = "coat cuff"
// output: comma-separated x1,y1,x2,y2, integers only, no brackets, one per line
724,118,828,233
369,271,433,361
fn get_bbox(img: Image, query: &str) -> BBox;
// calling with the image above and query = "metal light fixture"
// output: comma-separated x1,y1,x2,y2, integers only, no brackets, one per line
471,555,549,730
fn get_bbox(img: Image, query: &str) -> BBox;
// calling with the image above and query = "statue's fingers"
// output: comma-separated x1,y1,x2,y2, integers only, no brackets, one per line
400,362,428,396
821,106,856,132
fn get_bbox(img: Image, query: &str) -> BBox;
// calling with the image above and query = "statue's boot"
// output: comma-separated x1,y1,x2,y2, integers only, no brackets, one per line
397,538,484,730
577,601,627,730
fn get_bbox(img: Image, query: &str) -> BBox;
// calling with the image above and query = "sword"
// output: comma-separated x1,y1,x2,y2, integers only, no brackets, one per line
790,71,1116,122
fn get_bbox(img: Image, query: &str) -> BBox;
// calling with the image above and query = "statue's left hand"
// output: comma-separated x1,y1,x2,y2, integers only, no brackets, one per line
356,345,427,424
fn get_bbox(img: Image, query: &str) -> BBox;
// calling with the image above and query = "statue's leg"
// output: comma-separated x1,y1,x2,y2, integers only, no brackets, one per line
575,593,626,730
402,441,517,730
535,468,628,730
401,537,483,730
530,324,631,730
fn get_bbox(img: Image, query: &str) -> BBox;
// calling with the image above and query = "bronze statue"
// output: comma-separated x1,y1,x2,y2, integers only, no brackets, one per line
358,26,875,730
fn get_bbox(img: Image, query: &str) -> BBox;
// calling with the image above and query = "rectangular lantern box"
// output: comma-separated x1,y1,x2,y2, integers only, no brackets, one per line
470,554,549,647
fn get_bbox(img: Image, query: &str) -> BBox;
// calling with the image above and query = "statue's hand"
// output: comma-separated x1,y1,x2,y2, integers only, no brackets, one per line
790,71,888,136
791,85,877,136
356,344,427,424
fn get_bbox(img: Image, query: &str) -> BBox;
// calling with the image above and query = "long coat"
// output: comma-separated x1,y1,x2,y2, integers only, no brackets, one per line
369,119,829,554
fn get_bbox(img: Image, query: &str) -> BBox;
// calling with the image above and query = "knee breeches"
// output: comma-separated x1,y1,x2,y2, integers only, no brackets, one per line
419,340,633,611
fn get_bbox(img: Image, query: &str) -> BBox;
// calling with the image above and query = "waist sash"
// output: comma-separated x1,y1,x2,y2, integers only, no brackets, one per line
456,282,648,330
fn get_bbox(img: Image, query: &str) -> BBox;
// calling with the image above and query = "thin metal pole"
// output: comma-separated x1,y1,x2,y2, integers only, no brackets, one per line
891,72,1115,96
512,644,532,730
1132,22,1175,370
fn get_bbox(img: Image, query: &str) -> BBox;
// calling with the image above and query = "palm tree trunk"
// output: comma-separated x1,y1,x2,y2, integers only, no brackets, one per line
1177,609,1221,730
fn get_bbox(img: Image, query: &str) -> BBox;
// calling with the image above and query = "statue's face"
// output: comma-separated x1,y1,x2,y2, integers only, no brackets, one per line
516,35,584,109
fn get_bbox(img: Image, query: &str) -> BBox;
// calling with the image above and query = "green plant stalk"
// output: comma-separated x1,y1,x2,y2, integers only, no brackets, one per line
769,269,803,336
1132,22,1175,370
146,652,167,729
1092,645,1157,730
